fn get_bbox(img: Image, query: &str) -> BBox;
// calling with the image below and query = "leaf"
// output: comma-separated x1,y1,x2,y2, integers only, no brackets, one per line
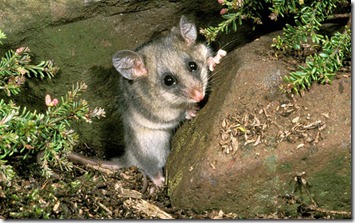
319,52,328,58
232,20,237,32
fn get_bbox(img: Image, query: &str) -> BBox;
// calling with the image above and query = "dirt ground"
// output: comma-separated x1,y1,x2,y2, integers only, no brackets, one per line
0,41,351,220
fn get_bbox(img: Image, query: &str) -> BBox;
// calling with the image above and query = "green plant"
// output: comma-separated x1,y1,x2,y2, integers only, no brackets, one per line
200,0,351,94
271,1,337,52
0,31,58,96
200,0,264,43
281,27,351,93
0,31,6,45
0,83,106,179
0,31,105,181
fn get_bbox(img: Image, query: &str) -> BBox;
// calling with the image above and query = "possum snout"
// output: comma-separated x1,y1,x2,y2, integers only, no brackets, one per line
188,86,204,102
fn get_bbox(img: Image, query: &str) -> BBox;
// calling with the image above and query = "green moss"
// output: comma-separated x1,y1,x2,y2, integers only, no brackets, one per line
280,162,293,172
27,16,120,69
167,171,183,196
308,153,351,212
264,154,278,173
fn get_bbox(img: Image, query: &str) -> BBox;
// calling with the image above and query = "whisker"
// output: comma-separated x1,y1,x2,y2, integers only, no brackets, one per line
208,66,229,82
214,38,240,51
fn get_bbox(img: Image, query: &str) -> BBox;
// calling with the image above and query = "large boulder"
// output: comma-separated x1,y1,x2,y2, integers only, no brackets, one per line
166,32,351,217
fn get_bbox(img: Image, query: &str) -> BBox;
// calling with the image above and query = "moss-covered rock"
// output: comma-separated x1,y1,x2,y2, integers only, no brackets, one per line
166,33,351,217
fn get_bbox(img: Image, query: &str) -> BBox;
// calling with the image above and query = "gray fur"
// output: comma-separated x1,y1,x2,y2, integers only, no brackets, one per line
112,16,212,186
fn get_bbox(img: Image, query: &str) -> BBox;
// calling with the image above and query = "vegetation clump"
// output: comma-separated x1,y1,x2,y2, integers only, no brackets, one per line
200,0,351,94
0,30,105,182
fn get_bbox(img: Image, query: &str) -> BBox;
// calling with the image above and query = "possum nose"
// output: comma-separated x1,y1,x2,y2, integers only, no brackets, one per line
190,88,204,102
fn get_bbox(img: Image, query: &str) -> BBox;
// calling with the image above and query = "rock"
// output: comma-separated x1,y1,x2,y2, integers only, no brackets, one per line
166,32,351,217
0,0,234,48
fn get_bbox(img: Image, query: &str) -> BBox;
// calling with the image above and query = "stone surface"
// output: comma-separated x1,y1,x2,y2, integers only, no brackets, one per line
166,33,351,217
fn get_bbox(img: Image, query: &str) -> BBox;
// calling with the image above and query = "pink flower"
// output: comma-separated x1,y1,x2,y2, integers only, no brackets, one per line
220,8,228,15
217,0,224,4
51,98,59,106
15,47,30,55
45,94,59,107
15,47,25,55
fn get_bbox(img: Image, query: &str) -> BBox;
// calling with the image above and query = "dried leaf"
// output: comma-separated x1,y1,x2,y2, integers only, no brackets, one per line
231,136,239,151
53,200,61,213
221,132,230,141
244,139,256,146
318,123,327,131
253,135,261,146
303,120,322,129
292,116,300,123
321,113,329,119
296,143,304,149
222,119,227,128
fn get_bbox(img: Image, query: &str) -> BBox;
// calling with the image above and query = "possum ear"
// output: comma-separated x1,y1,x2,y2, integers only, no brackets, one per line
112,50,147,80
179,15,197,45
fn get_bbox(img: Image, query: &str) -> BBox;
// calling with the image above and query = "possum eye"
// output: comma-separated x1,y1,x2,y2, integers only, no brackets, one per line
188,61,198,72
163,73,178,86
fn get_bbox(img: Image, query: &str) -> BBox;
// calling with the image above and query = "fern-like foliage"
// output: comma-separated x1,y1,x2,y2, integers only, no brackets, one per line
282,28,351,93
0,31,105,181
200,0,351,94
0,82,105,178
0,46,59,96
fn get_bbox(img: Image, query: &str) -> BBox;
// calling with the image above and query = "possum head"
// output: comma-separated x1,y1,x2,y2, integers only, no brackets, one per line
112,16,212,106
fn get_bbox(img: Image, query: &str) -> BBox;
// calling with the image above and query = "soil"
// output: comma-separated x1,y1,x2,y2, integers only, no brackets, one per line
0,38,351,220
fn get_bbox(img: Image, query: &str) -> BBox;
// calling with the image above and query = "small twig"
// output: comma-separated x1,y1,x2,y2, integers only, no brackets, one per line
306,205,352,218
327,13,351,20
97,201,113,217
302,183,317,207
123,199,174,219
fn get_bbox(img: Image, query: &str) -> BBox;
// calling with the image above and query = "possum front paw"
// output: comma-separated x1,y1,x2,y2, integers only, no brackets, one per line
185,104,200,120
208,49,227,71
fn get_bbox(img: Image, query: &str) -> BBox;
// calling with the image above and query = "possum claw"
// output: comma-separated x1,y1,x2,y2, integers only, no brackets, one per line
208,49,227,71
185,104,200,120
